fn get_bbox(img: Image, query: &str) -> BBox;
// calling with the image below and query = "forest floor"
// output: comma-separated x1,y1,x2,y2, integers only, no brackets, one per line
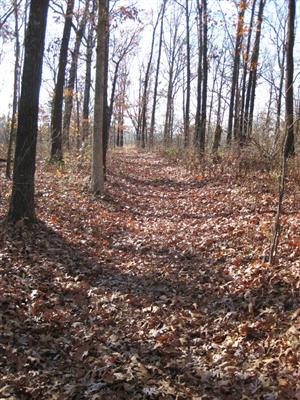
0,148,300,400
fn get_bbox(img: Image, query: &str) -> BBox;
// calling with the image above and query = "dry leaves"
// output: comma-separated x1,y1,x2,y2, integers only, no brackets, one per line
0,149,300,399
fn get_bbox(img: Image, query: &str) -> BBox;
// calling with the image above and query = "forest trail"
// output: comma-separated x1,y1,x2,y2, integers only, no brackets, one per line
0,149,300,399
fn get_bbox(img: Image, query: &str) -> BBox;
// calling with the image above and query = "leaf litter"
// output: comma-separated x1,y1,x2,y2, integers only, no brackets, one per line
0,149,300,399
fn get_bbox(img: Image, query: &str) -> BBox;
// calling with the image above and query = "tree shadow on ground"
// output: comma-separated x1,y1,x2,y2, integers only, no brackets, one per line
1,220,299,399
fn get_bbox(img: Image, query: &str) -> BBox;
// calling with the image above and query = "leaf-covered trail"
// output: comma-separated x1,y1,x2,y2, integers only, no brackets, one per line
0,149,300,399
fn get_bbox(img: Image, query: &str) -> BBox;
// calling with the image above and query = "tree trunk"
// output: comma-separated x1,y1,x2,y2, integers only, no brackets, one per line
50,0,75,162
91,0,108,194
102,26,110,172
284,0,295,158
63,0,89,149
245,0,266,139
82,3,96,144
6,0,21,179
226,0,246,144
199,0,208,153
149,0,167,147
7,0,49,223
140,11,160,149
194,0,203,147
239,0,256,144
183,0,191,148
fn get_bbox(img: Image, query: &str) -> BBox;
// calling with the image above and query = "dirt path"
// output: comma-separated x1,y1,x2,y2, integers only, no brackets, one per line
0,149,299,399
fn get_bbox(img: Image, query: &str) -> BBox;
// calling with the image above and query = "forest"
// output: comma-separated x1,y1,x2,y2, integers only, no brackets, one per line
0,0,300,398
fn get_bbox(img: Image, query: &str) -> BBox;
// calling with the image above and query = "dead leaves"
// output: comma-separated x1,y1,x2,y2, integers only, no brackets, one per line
0,150,300,398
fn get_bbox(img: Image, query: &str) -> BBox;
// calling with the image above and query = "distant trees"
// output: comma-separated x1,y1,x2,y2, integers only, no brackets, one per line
2,0,299,224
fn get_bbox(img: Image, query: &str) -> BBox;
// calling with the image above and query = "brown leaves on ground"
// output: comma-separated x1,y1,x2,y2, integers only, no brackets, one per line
0,149,300,399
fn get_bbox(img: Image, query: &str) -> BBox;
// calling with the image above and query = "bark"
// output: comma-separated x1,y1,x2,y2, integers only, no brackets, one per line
50,0,75,162
91,0,108,194
63,0,89,148
212,124,222,154
284,0,295,158
7,0,49,223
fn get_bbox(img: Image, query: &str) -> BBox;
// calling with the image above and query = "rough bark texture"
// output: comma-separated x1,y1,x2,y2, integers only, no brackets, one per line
91,0,108,194
284,0,295,158
7,0,49,222
50,0,75,162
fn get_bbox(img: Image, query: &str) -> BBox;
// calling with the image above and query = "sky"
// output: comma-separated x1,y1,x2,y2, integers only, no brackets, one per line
0,0,299,123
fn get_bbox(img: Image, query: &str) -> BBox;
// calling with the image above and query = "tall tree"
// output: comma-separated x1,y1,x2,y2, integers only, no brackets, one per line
226,0,246,144
7,0,49,222
239,0,256,144
50,0,75,162
284,0,295,157
244,0,266,140
91,0,109,194
63,0,89,148
82,0,97,144
140,9,161,148
195,0,208,152
183,0,191,148
149,0,167,147
6,0,22,179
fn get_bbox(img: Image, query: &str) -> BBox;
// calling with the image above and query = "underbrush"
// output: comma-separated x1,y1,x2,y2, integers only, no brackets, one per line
158,143,300,191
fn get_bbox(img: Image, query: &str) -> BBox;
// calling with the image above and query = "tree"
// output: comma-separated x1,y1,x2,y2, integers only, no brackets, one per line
63,0,90,148
7,0,49,222
91,0,109,194
149,0,167,147
50,0,75,162
243,0,266,141
284,0,295,158
195,0,208,152
226,0,246,144
82,0,97,144
6,0,22,179
183,0,191,148
163,4,185,146
140,9,161,148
